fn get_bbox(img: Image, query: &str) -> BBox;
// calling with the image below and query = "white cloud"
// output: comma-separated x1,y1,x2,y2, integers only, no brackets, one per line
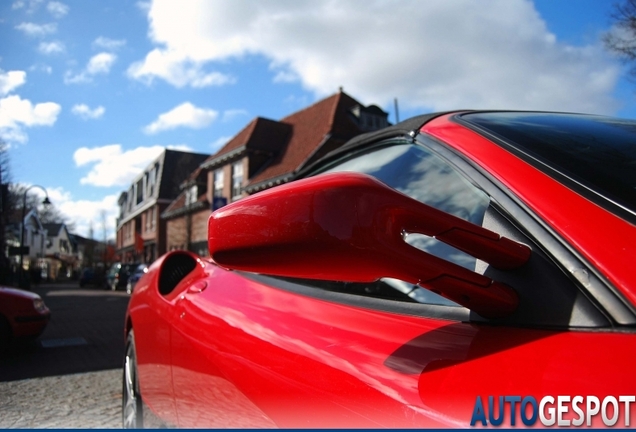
12,0,45,14
74,144,165,187
38,40,65,54
0,70,26,96
63,71,88,85
133,1,151,16
32,186,120,239
47,1,69,18
127,49,235,88
29,64,53,74
87,52,116,74
130,0,620,115
0,94,61,143
72,104,105,120
143,102,218,134
65,52,116,84
15,22,57,37
73,144,192,188
92,37,126,51
222,109,248,122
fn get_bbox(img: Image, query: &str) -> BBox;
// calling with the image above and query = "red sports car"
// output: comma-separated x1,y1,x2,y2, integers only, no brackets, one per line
123,111,636,428
0,286,51,346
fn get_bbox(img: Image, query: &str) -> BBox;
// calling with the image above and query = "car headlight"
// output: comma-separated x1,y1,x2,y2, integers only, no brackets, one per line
33,298,47,313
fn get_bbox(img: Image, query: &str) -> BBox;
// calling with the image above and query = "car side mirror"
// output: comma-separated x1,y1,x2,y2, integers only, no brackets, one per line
208,172,530,318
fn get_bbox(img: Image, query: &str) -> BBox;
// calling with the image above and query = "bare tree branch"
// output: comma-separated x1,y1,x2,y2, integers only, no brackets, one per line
604,0,636,78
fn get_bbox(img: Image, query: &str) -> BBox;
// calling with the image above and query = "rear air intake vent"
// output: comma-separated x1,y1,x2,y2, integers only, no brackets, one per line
158,252,197,296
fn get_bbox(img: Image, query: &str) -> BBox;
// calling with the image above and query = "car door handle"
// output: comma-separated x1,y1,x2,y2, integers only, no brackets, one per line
187,280,208,294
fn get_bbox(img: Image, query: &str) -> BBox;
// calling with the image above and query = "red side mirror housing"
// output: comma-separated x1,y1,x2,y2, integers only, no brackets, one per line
208,172,530,318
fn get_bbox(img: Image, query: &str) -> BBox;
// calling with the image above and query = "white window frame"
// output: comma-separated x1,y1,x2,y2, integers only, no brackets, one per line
232,161,243,200
214,169,224,197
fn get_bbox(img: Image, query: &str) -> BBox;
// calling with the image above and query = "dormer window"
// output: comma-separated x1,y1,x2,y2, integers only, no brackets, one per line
136,179,144,205
185,185,198,205
349,104,389,132
148,163,158,197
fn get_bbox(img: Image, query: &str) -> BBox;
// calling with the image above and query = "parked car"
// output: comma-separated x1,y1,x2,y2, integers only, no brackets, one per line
106,263,138,291
79,267,105,288
0,286,50,347
123,111,636,428
125,264,149,295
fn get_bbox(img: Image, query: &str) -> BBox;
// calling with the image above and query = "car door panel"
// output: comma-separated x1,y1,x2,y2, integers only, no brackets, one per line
168,262,636,427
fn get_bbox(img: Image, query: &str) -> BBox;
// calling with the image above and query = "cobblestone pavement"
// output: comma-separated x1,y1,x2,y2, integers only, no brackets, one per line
0,282,130,428
0,369,121,428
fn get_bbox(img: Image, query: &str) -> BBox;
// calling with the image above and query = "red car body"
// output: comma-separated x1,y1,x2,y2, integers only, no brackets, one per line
124,111,636,428
0,286,50,342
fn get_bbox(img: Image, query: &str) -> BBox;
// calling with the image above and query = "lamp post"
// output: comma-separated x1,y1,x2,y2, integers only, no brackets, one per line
19,185,51,289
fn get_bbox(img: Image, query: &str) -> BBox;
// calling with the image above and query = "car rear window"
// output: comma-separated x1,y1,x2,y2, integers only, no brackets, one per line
458,112,636,222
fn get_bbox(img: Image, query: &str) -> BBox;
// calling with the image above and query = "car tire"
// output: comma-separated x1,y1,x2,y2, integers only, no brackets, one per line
122,330,143,428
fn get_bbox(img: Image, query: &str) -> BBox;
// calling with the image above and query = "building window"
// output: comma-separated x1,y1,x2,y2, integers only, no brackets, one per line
185,185,198,205
148,163,158,197
151,207,156,231
136,179,144,205
232,161,243,199
214,169,224,197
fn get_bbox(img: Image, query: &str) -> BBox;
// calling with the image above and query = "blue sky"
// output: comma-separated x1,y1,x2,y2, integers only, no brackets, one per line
1,0,634,239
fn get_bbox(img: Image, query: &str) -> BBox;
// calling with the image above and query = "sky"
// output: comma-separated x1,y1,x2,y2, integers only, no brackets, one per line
0,0,634,240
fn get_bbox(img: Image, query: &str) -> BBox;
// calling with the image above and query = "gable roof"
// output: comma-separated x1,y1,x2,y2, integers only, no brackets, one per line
157,150,210,200
200,117,292,170
163,90,387,217
43,223,66,237
246,91,373,188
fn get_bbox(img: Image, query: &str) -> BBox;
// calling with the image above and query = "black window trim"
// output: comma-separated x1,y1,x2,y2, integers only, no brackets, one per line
239,271,471,323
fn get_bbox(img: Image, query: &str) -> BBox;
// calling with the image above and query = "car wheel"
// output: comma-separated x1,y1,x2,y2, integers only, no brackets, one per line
122,330,143,428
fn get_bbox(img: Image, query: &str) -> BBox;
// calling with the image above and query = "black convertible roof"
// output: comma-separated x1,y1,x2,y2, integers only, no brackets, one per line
295,111,459,179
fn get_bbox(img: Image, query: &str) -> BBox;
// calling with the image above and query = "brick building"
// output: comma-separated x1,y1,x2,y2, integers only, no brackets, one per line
162,90,389,256
115,149,208,263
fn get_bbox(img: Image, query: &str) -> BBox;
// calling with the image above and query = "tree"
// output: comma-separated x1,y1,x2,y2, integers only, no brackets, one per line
0,140,11,284
10,184,76,232
603,0,636,78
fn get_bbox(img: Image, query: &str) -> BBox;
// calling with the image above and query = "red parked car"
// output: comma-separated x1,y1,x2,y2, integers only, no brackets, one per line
123,111,636,428
0,286,51,346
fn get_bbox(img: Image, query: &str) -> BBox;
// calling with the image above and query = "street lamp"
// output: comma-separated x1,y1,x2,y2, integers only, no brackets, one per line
19,185,51,289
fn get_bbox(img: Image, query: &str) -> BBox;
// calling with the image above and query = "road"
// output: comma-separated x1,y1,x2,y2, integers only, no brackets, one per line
0,281,129,428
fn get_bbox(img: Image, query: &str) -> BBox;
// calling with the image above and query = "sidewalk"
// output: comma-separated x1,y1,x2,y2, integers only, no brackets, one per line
0,281,130,428
0,369,121,428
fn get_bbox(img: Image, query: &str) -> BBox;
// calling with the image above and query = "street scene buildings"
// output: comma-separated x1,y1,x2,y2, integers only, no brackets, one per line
1,90,388,283
115,90,389,263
